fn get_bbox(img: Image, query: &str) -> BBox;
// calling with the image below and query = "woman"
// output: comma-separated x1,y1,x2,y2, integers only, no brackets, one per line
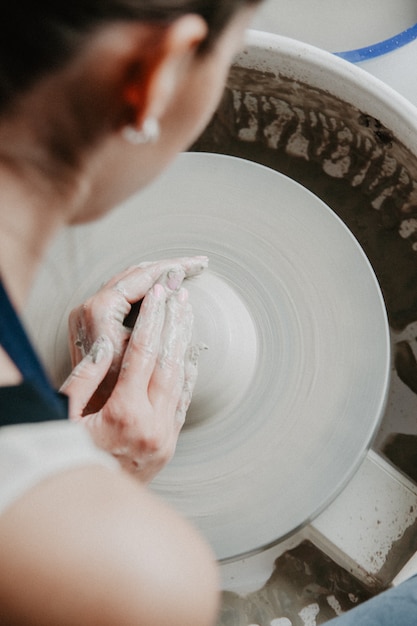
0,2,259,624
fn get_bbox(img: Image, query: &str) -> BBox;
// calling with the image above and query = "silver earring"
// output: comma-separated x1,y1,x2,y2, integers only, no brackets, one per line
122,118,160,145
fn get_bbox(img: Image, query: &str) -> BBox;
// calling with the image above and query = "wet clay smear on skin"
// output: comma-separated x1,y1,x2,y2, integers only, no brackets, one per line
193,66,417,332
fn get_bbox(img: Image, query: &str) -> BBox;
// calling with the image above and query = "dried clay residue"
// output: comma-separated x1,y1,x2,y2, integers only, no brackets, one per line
193,66,417,332
218,541,377,626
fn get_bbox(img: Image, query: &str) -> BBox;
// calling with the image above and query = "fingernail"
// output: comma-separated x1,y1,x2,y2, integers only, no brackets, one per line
176,287,188,303
166,266,185,291
153,283,165,298
187,256,209,275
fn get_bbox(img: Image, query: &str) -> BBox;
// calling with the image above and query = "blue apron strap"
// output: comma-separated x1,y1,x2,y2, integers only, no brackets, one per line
0,279,65,415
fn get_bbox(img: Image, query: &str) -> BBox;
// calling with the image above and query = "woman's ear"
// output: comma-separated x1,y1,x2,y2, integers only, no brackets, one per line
122,15,208,131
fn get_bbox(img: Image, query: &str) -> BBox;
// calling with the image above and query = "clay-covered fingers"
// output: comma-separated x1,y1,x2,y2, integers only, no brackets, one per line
68,256,208,364
64,258,207,482
175,342,206,427
68,256,207,411
118,283,168,394
60,335,114,420
148,288,194,414
89,287,195,482
104,256,208,304
106,256,207,328
68,287,131,366
137,255,208,283
67,282,134,412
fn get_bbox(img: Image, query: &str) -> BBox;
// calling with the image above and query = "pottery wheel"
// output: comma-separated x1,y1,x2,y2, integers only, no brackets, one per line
25,153,390,562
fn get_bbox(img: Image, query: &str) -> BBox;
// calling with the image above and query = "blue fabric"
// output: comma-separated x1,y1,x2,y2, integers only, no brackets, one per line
326,576,417,625
0,381,68,425
0,279,67,422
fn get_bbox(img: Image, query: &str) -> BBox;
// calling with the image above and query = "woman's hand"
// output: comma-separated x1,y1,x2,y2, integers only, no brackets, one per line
67,256,207,412
60,257,207,482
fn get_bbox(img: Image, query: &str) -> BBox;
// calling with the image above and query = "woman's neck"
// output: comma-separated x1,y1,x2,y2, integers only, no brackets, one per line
0,167,65,312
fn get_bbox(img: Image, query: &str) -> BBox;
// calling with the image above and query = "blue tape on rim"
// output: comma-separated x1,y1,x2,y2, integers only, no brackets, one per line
334,22,417,63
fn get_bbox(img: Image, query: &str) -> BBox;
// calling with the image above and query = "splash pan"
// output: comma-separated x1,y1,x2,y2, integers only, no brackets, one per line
26,152,390,561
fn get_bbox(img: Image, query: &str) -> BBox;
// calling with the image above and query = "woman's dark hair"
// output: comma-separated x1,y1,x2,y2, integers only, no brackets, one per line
0,1,258,113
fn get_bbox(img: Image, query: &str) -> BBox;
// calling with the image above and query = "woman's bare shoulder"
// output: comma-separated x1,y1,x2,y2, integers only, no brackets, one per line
0,464,219,626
